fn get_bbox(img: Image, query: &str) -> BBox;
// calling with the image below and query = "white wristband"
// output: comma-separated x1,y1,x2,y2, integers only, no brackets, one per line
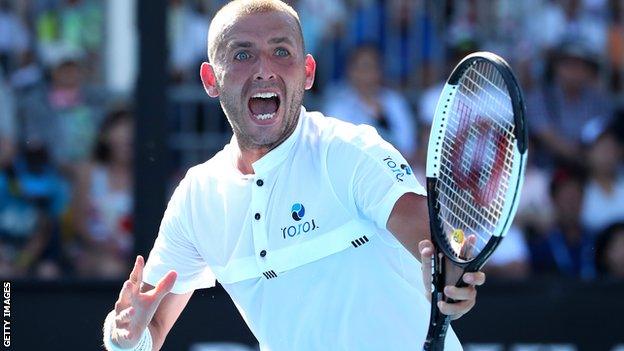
103,310,153,351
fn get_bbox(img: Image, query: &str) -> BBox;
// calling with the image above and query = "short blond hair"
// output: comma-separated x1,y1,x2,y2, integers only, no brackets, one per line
207,0,303,63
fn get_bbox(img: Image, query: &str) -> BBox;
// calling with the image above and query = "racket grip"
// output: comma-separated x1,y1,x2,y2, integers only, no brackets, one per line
423,314,452,351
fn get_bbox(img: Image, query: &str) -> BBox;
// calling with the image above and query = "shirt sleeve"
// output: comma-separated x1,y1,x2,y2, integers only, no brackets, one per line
326,123,426,231
143,171,216,294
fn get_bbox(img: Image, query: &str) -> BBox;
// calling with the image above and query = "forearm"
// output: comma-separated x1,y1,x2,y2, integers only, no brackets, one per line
387,192,431,260
147,318,166,351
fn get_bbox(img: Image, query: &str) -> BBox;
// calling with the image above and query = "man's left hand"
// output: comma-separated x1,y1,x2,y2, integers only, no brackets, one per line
418,240,486,320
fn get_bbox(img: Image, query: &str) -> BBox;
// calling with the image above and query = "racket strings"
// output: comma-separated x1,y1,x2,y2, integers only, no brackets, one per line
449,110,513,199
436,60,516,258
438,162,505,228
439,118,512,222
456,84,515,139
439,131,514,215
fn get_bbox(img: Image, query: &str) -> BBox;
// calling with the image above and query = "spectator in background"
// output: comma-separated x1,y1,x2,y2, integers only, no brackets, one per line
528,168,595,279
485,225,530,280
595,222,624,279
0,67,16,168
8,49,43,92
607,0,624,92
0,143,68,279
36,0,103,78
514,137,556,241
296,0,347,56
526,40,612,167
0,0,29,74
168,0,210,84
524,0,607,57
71,107,133,278
581,121,624,235
324,44,417,160
19,52,103,176
295,0,347,91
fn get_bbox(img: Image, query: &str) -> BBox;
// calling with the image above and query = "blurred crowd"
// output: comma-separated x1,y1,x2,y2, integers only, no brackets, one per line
0,0,623,282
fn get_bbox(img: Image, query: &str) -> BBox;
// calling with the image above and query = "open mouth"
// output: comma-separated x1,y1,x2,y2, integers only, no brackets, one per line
248,92,281,121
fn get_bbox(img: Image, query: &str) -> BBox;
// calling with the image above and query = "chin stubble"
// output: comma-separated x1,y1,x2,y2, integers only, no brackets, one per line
222,82,305,152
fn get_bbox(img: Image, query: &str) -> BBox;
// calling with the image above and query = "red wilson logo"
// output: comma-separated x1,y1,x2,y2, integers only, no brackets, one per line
450,101,510,207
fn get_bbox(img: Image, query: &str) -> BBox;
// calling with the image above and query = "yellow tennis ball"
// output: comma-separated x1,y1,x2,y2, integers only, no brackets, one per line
452,229,465,244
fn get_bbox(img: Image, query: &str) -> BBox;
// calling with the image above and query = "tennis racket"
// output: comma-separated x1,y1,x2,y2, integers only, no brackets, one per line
422,52,528,350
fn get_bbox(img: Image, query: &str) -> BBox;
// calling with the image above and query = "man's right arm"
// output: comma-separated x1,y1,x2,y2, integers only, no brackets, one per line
143,283,193,350
105,256,192,351
109,170,215,350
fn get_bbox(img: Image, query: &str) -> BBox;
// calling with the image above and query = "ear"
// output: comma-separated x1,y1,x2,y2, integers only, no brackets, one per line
200,62,220,97
304,54,316,90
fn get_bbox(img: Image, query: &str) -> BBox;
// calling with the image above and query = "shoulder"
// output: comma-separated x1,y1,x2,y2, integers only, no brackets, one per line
303,109,384,151
187,146,232,180
301,110,402,176
169,146,233,203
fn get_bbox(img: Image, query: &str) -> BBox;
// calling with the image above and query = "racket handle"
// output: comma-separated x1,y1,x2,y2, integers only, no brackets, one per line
423,313,452,351
423,252,453,351
424,269,473,350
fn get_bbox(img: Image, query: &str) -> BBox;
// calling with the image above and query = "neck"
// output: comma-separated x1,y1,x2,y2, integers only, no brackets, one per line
232,107,301,175
234,144,270,175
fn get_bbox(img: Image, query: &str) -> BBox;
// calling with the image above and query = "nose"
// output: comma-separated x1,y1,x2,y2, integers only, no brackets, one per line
254,55,276,81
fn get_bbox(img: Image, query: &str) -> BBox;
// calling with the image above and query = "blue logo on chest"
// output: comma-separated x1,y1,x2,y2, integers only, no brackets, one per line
291,203,305,221
282,203,319,239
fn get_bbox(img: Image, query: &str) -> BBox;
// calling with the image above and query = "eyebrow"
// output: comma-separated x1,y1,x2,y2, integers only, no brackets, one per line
268,37,294,46
228,41,253,50
225,37,295,52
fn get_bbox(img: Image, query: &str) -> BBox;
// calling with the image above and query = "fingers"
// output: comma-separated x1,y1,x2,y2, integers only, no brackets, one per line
418,239,433,251
440,281,480,320
444,285,476,302
129,256,144,294
114,306,136,328
112,328,131,342
462,271,486,286
418,240,434,296
459,234,477,260
148,270,178,301
419,241,434,266
115,280,136,313
437,298,474,319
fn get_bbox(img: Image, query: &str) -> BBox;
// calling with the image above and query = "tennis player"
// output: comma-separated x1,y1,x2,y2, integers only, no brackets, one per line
102,1,485,350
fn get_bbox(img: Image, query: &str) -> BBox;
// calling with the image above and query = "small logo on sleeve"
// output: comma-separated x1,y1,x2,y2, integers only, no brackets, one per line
383,156,412,182
400,163,413,175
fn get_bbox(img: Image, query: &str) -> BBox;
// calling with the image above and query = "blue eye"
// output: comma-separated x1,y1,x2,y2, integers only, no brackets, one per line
235,51,250,61
275,48,290,57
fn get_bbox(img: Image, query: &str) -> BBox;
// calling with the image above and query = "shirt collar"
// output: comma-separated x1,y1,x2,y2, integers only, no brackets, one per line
252,106,305,174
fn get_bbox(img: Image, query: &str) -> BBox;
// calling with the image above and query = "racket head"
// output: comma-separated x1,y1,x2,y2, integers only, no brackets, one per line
425,52,528,268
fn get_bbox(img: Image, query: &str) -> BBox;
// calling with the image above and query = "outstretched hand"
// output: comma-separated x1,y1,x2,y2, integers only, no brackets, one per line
418,240,486,320
110,256,178,348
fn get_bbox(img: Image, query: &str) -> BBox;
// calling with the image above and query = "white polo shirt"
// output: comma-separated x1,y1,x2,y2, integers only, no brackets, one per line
144,107,462,350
